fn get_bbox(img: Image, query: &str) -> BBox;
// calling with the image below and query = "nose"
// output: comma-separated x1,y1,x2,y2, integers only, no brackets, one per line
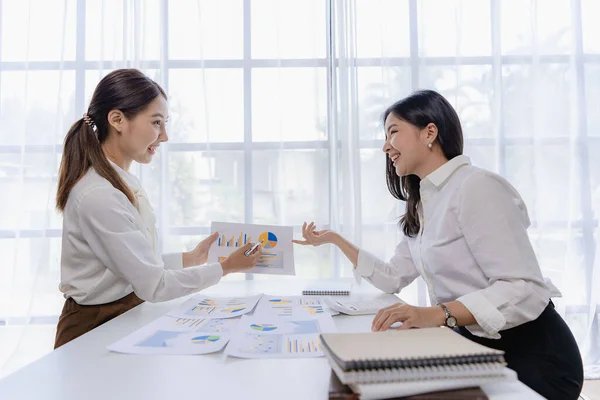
382,137,391,154
159,126,169,143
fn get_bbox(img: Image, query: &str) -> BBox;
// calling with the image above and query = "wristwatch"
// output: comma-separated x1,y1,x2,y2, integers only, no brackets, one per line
438,303,457,328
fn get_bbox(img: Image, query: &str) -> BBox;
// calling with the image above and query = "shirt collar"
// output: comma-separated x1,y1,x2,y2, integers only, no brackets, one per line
423,155,471,188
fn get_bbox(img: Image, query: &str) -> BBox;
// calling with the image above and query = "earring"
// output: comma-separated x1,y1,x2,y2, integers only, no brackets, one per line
428,143,433,148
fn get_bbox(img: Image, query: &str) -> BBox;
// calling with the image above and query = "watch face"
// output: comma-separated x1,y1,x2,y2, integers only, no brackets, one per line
447,316,457,328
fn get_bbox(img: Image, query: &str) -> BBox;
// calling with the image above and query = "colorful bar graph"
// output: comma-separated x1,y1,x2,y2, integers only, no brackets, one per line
217,233,253,248
173,318,204,329
285,337,319,354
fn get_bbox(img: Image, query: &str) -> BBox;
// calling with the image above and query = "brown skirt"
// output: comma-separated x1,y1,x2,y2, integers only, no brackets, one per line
54,291,144,349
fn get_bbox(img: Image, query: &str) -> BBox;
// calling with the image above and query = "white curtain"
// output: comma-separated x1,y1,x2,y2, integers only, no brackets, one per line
1,0,599,379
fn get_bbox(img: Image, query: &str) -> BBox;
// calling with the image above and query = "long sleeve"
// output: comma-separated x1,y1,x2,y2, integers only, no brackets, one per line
162,253,184,270
355,239,420,294
76,186,223,303
456,171,550,338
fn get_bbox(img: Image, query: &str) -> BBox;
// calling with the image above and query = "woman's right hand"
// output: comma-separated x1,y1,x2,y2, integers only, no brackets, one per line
220,243,262,276
292,222,338,247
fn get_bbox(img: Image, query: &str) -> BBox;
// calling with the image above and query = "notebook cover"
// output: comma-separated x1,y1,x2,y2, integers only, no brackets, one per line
329,371,489,400
320,328,504,370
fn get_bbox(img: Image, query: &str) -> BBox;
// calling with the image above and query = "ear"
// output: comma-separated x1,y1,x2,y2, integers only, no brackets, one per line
107,109,125,134
421,123,438,146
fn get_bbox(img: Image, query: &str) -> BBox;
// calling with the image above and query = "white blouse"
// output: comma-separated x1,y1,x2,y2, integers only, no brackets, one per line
355,155,560,339
59,162,223,305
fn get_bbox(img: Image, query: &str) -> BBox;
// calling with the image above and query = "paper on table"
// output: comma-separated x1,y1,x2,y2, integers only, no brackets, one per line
225,314,336,359
167,294,262,319
208,222,295,275
254,295,338,319
107,314,240,355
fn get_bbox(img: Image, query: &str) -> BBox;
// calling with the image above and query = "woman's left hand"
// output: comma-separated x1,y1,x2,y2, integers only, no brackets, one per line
371,303,446,332
183,232,219,267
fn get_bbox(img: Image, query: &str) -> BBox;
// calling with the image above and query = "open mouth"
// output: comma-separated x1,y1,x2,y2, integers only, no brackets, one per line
148,145,158,155
391,153,400,166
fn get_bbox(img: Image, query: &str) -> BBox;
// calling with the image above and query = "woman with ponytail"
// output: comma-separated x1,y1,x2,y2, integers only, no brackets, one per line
54,69,261,348
294,90,583,399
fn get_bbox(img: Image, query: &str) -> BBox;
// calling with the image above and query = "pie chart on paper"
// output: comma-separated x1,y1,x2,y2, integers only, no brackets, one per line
258,232,278,249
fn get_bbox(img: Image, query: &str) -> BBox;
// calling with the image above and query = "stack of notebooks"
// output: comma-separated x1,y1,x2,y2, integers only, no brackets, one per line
320,327,517,400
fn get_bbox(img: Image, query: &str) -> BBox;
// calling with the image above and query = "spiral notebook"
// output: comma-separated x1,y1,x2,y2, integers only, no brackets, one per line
302,282,352,296
320,327,507,385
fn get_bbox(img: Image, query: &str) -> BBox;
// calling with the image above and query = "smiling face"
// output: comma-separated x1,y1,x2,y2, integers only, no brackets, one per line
111,95,169,165
382,113,432,177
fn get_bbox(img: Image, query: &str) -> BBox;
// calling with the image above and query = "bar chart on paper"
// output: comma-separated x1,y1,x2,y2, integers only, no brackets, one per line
208,222,295,275
225,315,336,359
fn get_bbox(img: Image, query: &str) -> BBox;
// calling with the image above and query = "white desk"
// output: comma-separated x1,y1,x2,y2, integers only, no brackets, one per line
0,279,543,400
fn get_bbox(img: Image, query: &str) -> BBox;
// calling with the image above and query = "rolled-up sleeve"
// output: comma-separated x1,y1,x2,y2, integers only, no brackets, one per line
355,239,420,294
76,187,223,303
456,172,550,338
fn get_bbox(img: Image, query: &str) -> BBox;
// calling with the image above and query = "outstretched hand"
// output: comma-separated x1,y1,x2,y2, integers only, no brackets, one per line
292,222,337,247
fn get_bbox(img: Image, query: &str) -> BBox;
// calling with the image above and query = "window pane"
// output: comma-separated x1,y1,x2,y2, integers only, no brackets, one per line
85,0,124,61
169,69,244,143
530,228,588,306
1,0,76,62
590,142,600,219
86,0,162,61
582,0,600,54
505,144,581,222
0,179,60,231
357,67,412,140
169,0,243,60
252,150,329,226
251,0,326,59
252,68,327,142
0,238,62,318
585,65,600,136
359,149,398,225
355,0,410,58
419,66,493,139
502,64,573,138
166,151,245,227
137,0,162,61
0,71,76,145
418,0,491,57
463,143,495,172
501,0,572,55
290,239,332,279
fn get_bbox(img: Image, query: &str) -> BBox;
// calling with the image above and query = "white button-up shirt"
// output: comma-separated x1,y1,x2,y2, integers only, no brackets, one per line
356,155,560,339
59,163,223,305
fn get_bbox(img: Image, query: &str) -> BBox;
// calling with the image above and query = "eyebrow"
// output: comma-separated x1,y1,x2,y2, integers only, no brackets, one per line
151,113,166,119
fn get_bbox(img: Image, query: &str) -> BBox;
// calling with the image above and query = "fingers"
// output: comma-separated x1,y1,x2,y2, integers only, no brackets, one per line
397,321,411,330
372,303,406,331
378,312,404,331
241,242,254,251
299,221,319,245
206,232,219,243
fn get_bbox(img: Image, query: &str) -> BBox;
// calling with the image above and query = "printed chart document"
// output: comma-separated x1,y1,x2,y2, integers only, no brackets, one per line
208,222,295,275
167,294,262,319
254,295,337,319
226,314,336,359
107,314,240,355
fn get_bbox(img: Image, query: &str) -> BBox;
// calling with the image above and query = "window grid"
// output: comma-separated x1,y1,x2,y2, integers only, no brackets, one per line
0,0,596,301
